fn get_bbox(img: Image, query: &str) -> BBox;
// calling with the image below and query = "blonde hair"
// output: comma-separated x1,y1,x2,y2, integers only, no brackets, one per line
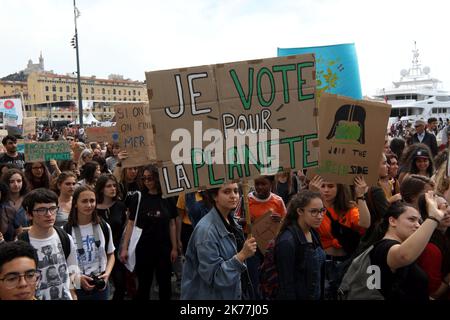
433,160,450,195
78,149,93,168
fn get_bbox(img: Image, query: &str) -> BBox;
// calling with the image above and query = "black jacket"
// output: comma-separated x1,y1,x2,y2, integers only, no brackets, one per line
412,132,438,157
275,225,325,300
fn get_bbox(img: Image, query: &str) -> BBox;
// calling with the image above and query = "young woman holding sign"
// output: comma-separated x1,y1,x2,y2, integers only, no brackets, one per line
181,182,257,300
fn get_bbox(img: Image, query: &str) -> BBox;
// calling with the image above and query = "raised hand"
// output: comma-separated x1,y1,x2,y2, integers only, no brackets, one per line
309,175,323,192
425,191,445,222
354,175,368,197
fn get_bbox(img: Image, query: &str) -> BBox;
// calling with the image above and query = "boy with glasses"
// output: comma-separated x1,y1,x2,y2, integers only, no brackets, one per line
18,188,79,300
0,240,39,300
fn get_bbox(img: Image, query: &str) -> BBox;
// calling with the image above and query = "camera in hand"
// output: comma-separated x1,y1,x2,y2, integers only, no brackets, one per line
88,273,106,290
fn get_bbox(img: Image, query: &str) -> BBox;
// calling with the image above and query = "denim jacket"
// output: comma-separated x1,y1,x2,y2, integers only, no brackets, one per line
275,224,325,300
181,207,247,300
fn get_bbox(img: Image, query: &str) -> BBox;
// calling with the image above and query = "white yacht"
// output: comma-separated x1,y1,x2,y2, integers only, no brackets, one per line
373,44,450,123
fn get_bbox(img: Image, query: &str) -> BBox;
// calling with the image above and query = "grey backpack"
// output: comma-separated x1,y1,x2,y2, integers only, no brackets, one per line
338,244,384,300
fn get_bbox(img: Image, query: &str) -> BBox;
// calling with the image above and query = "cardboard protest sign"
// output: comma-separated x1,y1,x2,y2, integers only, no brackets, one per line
146,54,319,197
86,126,118,143
115,103,156,168
252,211,282,255
24,141,71,162
4,113,18,127
0,129,8,140
0,99,23,125
310,93,391,186
23,117,36,137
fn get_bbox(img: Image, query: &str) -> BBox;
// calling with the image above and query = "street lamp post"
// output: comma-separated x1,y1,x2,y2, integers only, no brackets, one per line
73,0,83,127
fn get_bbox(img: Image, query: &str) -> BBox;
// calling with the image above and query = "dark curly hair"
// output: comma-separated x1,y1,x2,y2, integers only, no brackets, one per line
278,190,322,235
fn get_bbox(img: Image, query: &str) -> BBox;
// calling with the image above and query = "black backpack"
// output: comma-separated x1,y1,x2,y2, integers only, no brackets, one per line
326,210,361,255
63,219,110,251
18,226,71,260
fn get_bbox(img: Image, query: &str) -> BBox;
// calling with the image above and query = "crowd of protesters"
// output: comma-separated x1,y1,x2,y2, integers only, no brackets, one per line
1,115,450,301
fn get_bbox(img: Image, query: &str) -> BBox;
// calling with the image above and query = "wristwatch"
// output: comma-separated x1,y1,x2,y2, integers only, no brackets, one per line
356,195,366,201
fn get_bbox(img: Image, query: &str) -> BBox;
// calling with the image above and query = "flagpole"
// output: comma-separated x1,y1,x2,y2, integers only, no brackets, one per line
73,0,83,128
242,180,252,237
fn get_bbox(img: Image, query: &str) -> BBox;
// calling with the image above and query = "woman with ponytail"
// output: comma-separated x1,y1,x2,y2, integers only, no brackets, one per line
274,190,326,300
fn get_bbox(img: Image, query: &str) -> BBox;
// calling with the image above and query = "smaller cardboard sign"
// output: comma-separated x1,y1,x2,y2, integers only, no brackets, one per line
4,113,18,127
86,126,118,143
252,211,282,255
115,103,156,168
22,117,36,137
24,141,72,162
310,93,391,186
0,129,8,139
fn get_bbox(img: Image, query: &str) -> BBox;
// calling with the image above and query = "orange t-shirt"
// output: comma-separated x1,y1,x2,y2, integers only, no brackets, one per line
318,206,366,250
248,192,287,222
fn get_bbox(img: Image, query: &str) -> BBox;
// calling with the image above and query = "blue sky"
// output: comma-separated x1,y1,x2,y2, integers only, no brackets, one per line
1,0,449,96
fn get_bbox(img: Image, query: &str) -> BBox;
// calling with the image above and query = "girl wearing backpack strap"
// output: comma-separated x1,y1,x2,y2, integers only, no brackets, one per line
275,190,326,300
53,171,77,228
66,185,115,300
368,192,444,300
95,174,128,300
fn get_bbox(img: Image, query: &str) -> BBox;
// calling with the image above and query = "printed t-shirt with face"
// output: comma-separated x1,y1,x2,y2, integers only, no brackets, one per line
69,222,115,276
29,232,78,300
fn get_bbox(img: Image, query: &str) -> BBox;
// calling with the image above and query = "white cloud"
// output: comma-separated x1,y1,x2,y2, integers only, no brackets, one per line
1,0,449,96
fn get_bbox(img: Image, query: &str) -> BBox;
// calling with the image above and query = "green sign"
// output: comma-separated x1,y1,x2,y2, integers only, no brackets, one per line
24,141,71,163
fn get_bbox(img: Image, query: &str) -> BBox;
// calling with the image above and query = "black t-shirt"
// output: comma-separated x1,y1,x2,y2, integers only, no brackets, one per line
274,180,298,206
129,193,177,251
370,239,429,300
96,201,127,249
0,152,25,170
215,207,245,252
121,182,140,209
